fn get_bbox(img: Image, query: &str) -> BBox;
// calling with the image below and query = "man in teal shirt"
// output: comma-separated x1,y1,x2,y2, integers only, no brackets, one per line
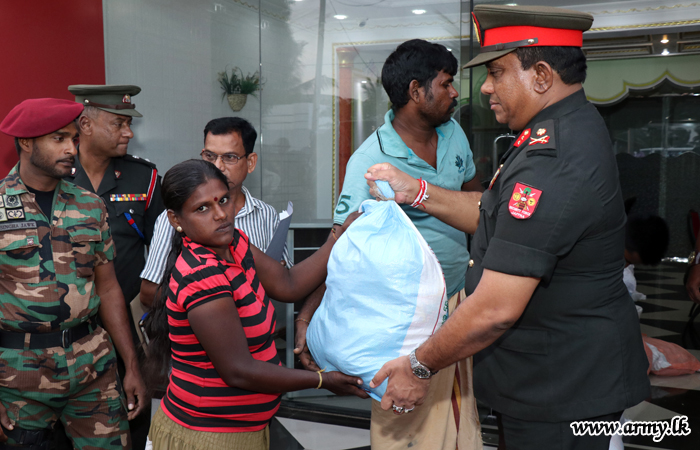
334,107,476,299
296,39,482,450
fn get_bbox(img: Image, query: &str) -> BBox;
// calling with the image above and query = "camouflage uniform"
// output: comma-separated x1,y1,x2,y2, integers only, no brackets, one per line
0,165,129,450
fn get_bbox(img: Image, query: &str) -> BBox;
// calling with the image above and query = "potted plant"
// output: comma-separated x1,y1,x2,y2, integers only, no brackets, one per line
217,67,262,111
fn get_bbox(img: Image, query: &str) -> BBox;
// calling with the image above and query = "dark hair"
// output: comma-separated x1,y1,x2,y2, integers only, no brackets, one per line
143,159,229,391
203,117,257,155
381,39,457,111
625,214,669,266
14,138,21,156
515,46,587,85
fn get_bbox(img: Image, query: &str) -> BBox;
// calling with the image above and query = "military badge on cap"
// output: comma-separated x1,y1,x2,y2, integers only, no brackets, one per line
509,182,542,219
122,95,131,104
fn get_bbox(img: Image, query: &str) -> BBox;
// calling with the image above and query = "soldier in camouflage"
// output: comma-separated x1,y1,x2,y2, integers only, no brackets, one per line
0,98,146,450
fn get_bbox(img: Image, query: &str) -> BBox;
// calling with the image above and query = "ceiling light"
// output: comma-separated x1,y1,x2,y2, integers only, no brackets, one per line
361,80,367,84
660,34,669,44
334,14,347,20
661,49,670,56
412,9,426,15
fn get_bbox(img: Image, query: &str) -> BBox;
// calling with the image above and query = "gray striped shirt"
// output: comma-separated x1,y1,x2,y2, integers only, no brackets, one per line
140,186,291,284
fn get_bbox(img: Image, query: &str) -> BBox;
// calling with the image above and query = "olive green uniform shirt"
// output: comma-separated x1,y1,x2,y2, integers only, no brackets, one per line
0,164,114,332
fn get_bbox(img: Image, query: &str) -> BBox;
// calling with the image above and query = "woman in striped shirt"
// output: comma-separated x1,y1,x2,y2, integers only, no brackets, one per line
144,160,367,450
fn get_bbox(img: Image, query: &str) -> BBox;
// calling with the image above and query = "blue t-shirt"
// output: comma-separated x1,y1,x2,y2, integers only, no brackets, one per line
334,109,476,297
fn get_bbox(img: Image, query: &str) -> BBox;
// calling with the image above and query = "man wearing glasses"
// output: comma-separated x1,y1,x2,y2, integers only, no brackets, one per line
139,117,291,308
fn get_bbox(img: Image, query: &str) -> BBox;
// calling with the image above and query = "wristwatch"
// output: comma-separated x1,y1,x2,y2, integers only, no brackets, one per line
409,349,438,379
689,251,700,266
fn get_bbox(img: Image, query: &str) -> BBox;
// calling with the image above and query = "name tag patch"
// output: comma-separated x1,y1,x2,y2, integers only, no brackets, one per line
509,183,542,219
0,221,38,232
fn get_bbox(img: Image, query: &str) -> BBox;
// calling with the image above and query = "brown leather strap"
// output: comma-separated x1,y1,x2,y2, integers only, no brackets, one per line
83,99,136,110
480,37,538,53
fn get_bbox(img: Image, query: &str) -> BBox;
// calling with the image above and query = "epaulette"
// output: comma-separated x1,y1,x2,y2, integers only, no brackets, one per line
525,119,557,158
122,154,158,170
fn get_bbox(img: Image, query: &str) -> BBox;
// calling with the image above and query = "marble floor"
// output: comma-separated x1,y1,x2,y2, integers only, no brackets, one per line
270,262,700,450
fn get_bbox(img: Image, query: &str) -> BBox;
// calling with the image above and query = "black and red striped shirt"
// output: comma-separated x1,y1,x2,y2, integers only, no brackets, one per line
160,230,281,432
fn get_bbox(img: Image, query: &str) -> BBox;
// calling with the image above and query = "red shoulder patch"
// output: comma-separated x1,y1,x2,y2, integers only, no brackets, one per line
508,182,542,219
514,129,531,147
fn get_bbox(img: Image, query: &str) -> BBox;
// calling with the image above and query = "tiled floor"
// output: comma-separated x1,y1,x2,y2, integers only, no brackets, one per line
271,262,700,449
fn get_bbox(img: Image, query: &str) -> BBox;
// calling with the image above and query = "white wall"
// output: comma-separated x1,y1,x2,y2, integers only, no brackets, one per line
103,0,464,223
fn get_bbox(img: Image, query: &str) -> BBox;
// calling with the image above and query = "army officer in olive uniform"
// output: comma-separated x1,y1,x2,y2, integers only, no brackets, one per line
366,5,650,450
66,85,165,307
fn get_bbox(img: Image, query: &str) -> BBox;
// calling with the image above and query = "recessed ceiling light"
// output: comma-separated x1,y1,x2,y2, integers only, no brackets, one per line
361,80,367,84
334,14,347,20
662,49,670,55
412,9,426,15
660,34,669,44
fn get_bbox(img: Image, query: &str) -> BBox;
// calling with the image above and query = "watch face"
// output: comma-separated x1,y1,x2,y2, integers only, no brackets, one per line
413,366,431,379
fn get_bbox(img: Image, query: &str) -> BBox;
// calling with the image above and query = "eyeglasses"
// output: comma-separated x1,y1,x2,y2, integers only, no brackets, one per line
201,150,247,165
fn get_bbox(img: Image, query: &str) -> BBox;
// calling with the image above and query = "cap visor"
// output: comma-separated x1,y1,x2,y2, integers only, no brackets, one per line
97,107,143,118
462,48,516,69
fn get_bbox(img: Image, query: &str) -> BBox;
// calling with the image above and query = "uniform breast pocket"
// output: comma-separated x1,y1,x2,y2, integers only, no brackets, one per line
113,202,145,239
0,231,41,284
69,228,102,278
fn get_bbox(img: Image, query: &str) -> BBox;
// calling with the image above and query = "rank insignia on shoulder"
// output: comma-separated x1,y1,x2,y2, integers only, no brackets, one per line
536,128,547,136
7,209,25,220
514,129,531,147
4,195,21,209
529,135,550,145
508,182,542,220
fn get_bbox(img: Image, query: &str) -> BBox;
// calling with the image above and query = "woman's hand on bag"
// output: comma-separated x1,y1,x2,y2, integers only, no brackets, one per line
322,371,370,398
293,319,321,371
365,163,420,204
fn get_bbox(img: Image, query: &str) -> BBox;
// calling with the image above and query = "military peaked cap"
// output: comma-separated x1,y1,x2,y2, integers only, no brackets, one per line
68,84,143,117
464,5,593,68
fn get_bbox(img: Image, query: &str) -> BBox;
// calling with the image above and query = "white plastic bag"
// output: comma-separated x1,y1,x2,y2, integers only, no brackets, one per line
307,182,447,400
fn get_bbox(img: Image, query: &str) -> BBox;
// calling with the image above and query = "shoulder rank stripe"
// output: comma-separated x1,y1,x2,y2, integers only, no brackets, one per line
109,194,147,202
145,168,158,211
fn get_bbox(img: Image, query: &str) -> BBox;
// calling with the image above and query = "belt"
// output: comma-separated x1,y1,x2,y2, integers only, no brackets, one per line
0,320,96,350
0,426,52,447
